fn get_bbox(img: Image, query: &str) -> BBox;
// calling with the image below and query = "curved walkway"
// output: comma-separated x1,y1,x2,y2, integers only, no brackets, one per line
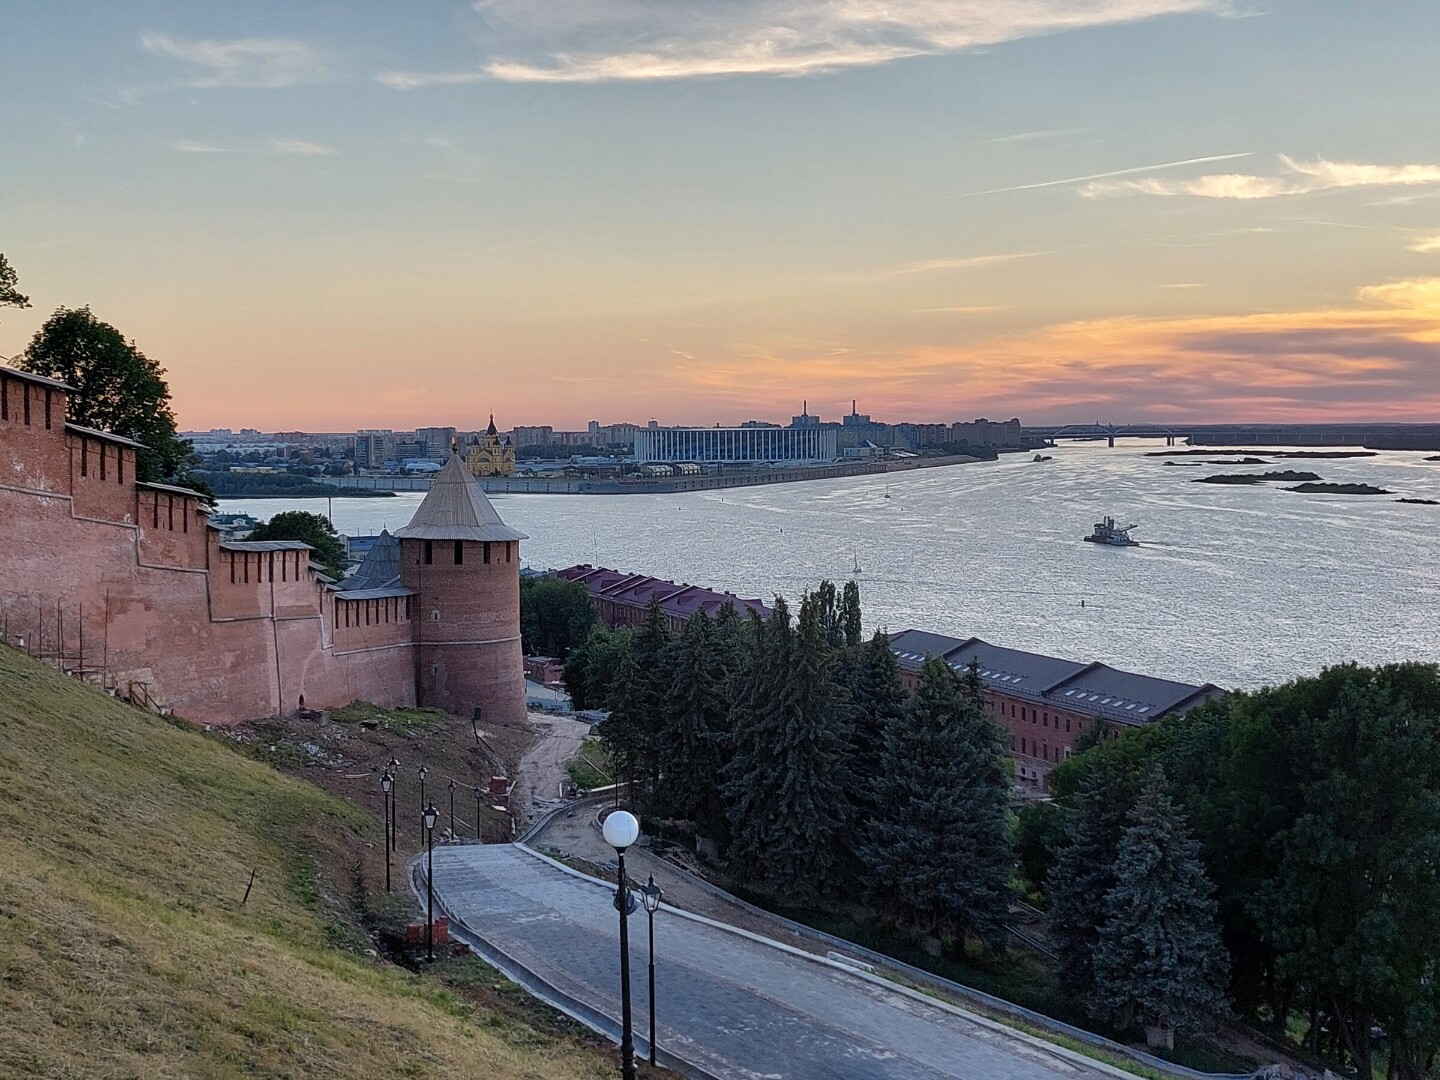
428,843,1125,1080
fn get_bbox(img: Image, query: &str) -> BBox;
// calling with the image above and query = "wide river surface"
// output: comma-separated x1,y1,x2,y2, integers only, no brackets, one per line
221,440,1440,691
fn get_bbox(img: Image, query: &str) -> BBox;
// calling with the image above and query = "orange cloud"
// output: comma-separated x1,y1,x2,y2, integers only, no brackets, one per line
657,276,1440,423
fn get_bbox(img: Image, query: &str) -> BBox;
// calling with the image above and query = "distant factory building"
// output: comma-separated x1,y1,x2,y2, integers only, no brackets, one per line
632,425,836,464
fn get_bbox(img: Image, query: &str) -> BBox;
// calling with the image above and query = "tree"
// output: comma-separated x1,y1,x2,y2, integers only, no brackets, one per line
1013,801,1068,902
1091,773,1229,1037
1047,750,1146,1003
724,595,854,898
598,601,671,805
845,630,907,829
1070,715,1110,756
21,307,207,494
562,624,632,710
519,577,597,658
839,580,862,648
655,612,733,841
248,511,347,580
1,253,30,313
861,656,1014,950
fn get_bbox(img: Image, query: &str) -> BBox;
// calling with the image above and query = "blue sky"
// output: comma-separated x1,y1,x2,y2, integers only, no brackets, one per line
2,1,1439,430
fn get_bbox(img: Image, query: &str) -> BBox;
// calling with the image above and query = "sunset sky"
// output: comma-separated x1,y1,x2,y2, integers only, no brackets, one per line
3,1,1439,431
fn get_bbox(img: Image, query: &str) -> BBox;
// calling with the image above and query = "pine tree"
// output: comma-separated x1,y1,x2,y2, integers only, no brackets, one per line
839,580,863,648
1047,753,1142,1001
1092,774,1229,1035
845,631,907,829
861,656,1014,949
724,596,853,898
656,612,732,839
814,580,842,647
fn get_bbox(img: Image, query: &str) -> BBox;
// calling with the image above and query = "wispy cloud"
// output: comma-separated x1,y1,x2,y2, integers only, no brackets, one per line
956,153,1251,197
172,138,337,156
1410,233,1440,254
975,128,1088,145
914,304,1009,314
272,138,337,155
1081,155,1440,199
378,0,1225,87
141,32,326,88
1157,282,1205,289
174,140,239,153
893,252,1048,275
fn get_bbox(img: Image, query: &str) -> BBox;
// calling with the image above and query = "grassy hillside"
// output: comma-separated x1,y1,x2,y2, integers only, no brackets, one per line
0,645,613,1080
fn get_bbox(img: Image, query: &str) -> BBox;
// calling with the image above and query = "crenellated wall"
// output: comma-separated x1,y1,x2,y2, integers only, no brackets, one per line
0,367,417,725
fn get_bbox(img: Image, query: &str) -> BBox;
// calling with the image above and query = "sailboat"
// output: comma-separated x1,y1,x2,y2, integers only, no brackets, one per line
852,550,863,575
883,484,891,500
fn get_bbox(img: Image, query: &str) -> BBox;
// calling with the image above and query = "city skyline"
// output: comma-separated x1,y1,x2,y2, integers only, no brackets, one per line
4,1,1440,430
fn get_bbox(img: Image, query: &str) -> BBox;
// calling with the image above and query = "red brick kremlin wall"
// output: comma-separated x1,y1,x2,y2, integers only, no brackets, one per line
0,366,416,725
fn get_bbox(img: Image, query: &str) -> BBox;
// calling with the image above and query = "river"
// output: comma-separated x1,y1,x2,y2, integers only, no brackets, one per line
219,440,1440,690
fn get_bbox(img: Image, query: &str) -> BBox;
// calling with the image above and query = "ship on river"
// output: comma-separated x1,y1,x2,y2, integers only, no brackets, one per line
1084,516,1140,547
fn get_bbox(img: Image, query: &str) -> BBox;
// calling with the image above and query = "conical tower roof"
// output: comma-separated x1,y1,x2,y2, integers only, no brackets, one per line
394,452,527,543
335,528,402,592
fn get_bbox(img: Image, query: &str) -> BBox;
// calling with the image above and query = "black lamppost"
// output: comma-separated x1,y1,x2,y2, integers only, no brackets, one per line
640,874,663,1067
380,771,393,892
387,756,400,851
474,785,483,840
418,765,428,841
602,810,641,1080
422,800,438,961
447,778,456,836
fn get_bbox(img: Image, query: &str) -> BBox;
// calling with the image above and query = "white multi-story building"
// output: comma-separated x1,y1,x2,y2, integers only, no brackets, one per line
632,426,837,464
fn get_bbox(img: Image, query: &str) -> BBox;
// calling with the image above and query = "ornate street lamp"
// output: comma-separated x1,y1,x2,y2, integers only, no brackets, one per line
422,801,439,960
474,785,484,840
447,778,456,836
418,765,428,842
602,810,641,1080
640,874,663,1067
380,771,394,892
387,757,400,851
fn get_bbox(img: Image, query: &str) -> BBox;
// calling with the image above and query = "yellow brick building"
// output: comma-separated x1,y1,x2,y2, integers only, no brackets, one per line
467,415,516,477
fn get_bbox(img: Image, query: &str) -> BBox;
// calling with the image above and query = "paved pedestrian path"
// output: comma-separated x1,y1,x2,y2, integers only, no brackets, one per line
429,844,1118,1080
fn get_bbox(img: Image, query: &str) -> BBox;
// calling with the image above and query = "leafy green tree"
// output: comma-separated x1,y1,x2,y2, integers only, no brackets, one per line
1,252,30,313
839,580,862,648
813,579,841,647
21,307,208,494
724,595,853,898
562,624,632,710
861,656,1014,950
248,511,347,579
1091,773,1229,1036
1070,716,1110,756
519,577,597,658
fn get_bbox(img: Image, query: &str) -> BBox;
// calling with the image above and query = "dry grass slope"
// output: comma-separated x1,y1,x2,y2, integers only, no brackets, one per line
0,645,611,1080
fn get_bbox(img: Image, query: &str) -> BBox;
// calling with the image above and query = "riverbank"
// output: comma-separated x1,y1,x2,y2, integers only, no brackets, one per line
329,453,983,495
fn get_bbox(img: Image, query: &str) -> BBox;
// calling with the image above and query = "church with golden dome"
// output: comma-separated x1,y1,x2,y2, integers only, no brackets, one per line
466,415,516,477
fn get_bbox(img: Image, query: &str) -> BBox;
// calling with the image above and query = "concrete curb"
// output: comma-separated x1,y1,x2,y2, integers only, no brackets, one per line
512,841,1146,1080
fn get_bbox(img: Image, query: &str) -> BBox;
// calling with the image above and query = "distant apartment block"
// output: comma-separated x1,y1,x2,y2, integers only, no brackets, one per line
415,426,457,461
633,425,837,464
951,418,1022,448
354,429,397,468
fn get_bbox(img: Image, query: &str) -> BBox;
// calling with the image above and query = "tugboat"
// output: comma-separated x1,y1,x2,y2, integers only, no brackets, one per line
1033,453,1053,462
1084,516,1140,547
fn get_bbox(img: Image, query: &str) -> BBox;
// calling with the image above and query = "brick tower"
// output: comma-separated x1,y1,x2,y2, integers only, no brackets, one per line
396,452,528,724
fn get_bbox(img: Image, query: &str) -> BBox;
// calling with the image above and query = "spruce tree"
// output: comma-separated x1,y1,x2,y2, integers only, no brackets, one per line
656,612,732,839
1047,752,1142,1001
839,580,863,648
861,656,1014,949
846,630,907,829
1092,774,1229,1035
724,596,853,898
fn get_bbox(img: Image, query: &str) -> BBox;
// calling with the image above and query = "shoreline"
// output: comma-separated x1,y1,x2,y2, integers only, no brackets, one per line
318,453,985,496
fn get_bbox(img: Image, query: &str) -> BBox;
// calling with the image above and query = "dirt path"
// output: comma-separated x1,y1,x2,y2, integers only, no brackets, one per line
510,712,591,826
